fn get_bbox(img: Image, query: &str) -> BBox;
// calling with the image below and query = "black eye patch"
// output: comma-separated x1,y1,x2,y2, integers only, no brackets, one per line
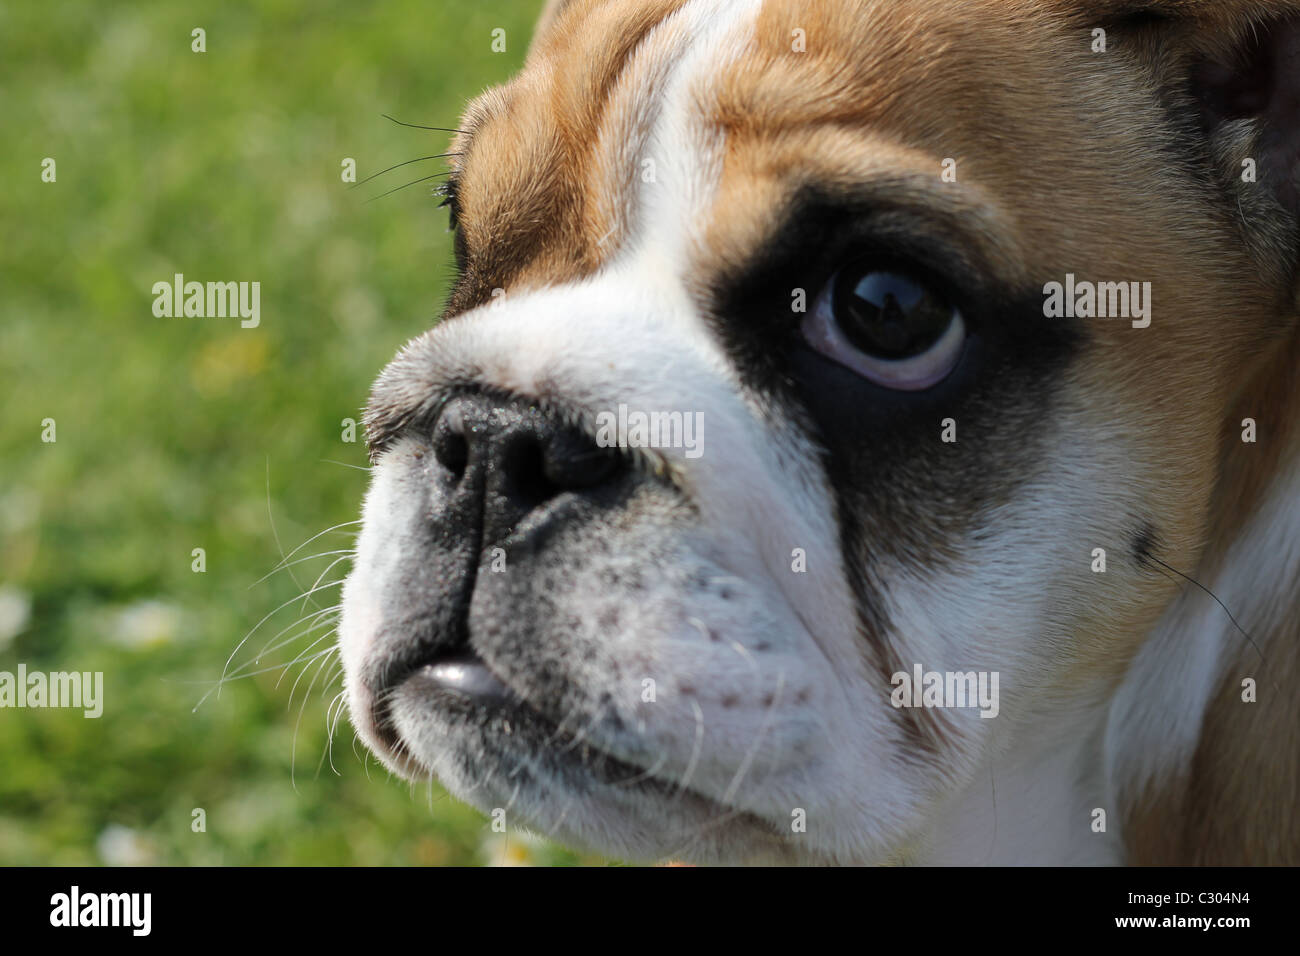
706,184,1085,573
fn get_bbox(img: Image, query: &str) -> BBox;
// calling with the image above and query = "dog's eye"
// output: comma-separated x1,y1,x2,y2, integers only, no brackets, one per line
801,264,966,390
435,177,461,231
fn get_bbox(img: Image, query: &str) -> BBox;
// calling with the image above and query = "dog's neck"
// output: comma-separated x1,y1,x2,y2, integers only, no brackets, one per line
909,323,1300,865
1113,323,1300,864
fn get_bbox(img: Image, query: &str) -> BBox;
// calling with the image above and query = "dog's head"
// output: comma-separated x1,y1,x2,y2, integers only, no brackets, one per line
338,0,1299,864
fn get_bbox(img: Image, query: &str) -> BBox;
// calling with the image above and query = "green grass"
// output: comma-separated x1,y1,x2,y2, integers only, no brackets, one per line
0,0,603,865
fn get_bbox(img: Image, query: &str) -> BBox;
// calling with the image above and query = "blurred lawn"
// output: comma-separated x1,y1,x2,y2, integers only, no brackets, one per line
0,0,602,865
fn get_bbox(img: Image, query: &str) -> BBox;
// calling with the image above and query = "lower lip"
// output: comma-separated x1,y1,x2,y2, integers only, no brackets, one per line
387,657,739,811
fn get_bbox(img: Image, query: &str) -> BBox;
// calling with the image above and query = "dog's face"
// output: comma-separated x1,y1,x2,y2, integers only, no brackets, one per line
338,0,1299,864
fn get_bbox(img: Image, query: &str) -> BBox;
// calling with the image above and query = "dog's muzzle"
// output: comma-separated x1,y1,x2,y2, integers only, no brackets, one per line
360,393,626,750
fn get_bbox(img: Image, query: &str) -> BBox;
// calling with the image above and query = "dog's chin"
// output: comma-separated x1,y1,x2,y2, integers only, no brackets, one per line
369,660,795,865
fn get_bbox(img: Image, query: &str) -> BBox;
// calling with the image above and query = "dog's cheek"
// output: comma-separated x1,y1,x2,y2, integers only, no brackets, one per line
338,443,463,756
871,412,1193,722
467,489,829,796
337,460,408,760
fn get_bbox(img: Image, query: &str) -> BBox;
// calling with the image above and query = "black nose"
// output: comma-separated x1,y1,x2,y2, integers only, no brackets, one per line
431,393,623,545
362,394,626,748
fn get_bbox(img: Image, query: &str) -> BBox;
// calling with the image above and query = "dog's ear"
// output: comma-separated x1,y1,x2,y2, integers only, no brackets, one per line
1183,6,1300,222
1100,4,1299,253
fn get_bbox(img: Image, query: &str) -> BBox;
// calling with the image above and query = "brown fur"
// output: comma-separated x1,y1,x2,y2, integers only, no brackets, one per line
446,0,693,315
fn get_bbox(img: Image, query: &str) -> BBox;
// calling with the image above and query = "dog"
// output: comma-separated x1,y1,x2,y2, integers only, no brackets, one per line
337,0,1300,864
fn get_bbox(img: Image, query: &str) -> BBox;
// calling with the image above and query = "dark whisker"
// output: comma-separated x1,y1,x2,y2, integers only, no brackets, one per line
1147,554,1265,662
381,113,469,134
349,153,461,190
364,171,452,203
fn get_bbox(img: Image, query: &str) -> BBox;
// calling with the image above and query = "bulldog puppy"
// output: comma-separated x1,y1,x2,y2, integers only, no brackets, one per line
337,0,1300,864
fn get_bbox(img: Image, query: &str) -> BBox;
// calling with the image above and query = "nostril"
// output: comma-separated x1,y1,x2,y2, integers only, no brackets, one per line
544,429,623,489
498,434,558,511
432,408,470,479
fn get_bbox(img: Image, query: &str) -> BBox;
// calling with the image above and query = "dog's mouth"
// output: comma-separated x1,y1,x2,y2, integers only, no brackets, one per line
373,644,702,799
366,629,813,865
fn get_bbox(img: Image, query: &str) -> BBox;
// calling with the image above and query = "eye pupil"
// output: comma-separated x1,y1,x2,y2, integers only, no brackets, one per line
836,270,952,360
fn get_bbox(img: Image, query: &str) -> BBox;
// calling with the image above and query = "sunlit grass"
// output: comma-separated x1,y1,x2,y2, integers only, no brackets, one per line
0,0,604,865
